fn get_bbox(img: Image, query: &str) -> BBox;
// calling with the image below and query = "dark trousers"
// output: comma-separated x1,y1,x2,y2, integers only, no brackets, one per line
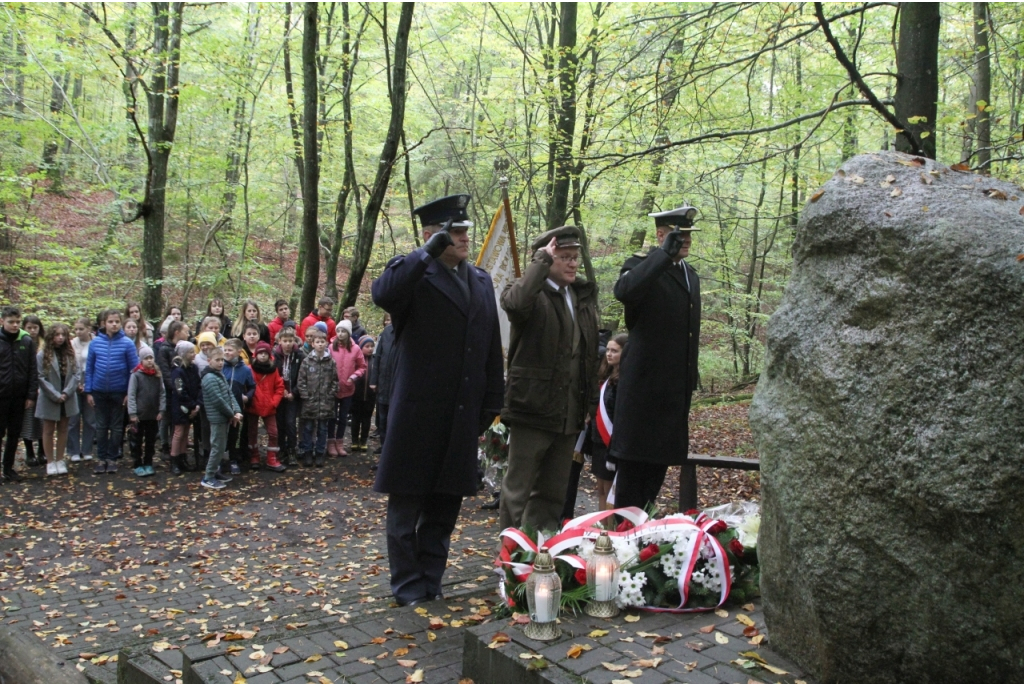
1,396,27,473
561,457,585,522
386,492,462,604
614,461,670,512
93,392,126,462
226,421,245,464
351,400,373,445
328,396,353,442
129,419,159,467
377,402,389,443
276,398,299,454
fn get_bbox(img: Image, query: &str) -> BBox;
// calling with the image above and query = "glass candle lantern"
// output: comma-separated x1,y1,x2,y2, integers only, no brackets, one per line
585,532,620,618
524,547,562,641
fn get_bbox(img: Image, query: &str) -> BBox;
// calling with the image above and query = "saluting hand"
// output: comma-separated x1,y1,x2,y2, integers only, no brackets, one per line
424,229,454,259
660,230,685,259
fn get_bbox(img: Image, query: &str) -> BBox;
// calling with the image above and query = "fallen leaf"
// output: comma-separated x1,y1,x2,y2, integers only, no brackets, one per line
519,653,542,660
891,187,902,197
397,659,418,667
736,614,755,627
371,637,387,645
742,603,755,611
762,662,790,675
920,172,933,185
603,662,629,672
393,647,409,657
624,614,640,623
651,646,665,656
634,658,662,668
885,174,896,183
848,174,865,184
699,624,716,634
987,188,1008,200
255,665,273,674
715,632,730,644
714,609,729,618
810,190,825,202
743,626,759,637
619,637,634,643
636,631,660,639
1017,254,1024,262
427,631,437,642
248,650,265,660
304,655,322,663
611,681,633,685
358,657,375,665
750,634,766,645
526,658,549,671
622,669,643,678
333,640,349,649
566,644,592,658
406,669,424,683
79,653,98,660
233,673,246,684
681,661,697,671
305,672,323,678
414,607,428,616
428,618,446,630
950,162,970,171
588,629,609,638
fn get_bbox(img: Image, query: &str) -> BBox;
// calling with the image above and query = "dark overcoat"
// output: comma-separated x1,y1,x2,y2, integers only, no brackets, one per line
609,248,701,466
371,248,505,497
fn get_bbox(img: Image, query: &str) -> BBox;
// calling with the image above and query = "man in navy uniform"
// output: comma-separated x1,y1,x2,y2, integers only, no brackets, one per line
610,204,702,512
372,194,505,606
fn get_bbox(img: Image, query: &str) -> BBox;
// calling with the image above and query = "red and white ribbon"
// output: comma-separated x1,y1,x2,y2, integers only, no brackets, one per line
596,380,613,447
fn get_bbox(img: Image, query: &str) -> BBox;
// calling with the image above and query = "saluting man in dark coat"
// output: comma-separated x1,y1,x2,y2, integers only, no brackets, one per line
371,194,505,606
610,204,702,512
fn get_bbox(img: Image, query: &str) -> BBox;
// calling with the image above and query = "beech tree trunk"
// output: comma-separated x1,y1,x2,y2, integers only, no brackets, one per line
546,2,577,230
973,2,991,171
894,3,939,159
142,2,184,319
298,1,321,317
340,2,414,308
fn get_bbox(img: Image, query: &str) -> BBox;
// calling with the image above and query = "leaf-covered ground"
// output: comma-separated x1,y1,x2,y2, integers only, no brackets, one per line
0,400,758,682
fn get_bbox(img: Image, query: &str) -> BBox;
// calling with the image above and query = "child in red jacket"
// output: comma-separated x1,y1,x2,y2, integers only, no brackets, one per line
247,342,286,472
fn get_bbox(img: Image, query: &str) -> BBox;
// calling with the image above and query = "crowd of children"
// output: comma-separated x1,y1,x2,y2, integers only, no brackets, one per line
0,297,391,491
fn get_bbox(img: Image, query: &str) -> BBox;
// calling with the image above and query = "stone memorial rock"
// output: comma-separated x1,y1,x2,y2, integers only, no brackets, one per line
750,151,1024,682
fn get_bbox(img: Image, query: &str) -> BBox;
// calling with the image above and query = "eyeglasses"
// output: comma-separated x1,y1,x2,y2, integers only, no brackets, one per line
555,254,581,264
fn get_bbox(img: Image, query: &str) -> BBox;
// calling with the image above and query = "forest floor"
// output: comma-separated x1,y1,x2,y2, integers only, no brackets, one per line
0,400,757,683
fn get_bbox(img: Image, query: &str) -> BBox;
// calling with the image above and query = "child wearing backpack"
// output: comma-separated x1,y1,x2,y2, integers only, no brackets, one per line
222,339,255,474
247,341,285,472
127,345,165,477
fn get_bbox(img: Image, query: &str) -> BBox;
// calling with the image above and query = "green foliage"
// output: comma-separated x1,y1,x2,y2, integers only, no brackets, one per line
1,2,1023,382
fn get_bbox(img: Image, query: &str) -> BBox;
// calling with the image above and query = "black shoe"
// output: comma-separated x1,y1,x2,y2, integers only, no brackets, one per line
480,494,500,510
314,452,325,468
3,469,23,483
171,457,183,475
301,452,313,468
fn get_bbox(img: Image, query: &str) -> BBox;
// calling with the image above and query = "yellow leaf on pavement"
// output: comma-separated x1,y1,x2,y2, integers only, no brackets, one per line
406,669,425,683
736,614,755,627
588,629,609,638
715,632,729,644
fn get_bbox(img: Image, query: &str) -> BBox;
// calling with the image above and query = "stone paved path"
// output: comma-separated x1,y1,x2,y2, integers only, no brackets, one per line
0,437,540,683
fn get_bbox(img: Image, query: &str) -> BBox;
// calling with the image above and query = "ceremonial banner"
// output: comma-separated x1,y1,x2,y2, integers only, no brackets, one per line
475,185,520,355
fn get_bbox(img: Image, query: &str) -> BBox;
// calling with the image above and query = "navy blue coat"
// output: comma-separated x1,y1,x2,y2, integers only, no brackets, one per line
371,249,505,497
610,249,701,466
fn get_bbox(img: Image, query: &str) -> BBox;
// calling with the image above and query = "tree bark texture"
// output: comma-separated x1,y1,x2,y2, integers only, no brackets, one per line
299,1,321,317
142,2,183,319
546,2,578,230
894,3,939,159
340,2,414,309
973,2,991,171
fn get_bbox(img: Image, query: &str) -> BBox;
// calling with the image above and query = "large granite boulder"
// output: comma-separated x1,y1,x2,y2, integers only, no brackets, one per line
750,151,1024,682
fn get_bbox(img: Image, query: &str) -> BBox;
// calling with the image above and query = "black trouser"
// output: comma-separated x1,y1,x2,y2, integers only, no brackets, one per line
1,396,27,473
614,461,670,512
385,492,462,605
129,419,159,467
561,457,585,522
276,398,299,455
376,402,389,443
351,399,373,445
226,421,245,464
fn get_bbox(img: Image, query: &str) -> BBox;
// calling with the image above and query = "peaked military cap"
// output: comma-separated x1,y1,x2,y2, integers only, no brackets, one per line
649,203,700,230
413,194,473,228
531,225,582,251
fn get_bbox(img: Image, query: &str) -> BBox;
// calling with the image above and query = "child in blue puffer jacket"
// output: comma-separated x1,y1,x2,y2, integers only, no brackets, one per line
85,309,140,475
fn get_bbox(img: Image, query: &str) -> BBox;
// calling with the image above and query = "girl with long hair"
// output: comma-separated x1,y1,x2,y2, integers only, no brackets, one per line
35,323,80,476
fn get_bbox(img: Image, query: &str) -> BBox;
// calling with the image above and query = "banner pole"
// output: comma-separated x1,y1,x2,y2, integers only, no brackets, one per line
499,176,522,278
